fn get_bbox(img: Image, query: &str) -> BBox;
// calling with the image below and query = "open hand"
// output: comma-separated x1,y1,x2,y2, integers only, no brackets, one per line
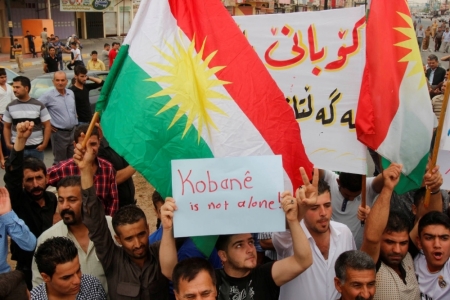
0,187,12,216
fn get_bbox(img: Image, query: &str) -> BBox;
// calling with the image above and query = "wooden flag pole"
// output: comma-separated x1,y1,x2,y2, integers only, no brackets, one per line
81,112,100,149
424,81,450,207
361,175,366,226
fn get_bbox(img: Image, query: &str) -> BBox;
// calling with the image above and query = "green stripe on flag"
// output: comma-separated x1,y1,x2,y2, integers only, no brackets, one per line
99,47,218,256
381,153,428,194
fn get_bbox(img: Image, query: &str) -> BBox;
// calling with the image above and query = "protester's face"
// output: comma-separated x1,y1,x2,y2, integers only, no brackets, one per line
334,268,376,300
379,230,409,268
75,135,100,156
0,75,7,85
75,73,87,85
53,73,68,90
57,185,83,226
417,225,450,273
91,54,98,61
175,270,217,300
105,46,110,51
303,192,332,234
219,234,256,271
115,44,120,50
428,59,439,69
42,256,81,297
115,218,150,260
12,81,29,99
49,48,55,56
23,169,47,201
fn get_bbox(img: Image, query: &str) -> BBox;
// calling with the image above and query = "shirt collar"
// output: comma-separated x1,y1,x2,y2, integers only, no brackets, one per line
300,219,342,242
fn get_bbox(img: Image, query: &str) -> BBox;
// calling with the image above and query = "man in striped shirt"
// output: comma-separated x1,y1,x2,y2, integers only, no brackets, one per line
3,76,51,161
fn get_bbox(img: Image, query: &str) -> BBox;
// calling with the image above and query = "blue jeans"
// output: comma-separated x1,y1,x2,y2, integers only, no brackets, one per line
24,148,44,161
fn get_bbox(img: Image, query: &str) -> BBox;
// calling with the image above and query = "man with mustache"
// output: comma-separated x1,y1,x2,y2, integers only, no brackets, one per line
3,121,57,289
31,175,116,295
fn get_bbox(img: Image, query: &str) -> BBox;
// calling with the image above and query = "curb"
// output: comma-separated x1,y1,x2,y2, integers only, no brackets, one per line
0,53,90,70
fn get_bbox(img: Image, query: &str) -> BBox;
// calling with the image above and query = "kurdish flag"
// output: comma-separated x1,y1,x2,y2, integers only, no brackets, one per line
96,0,312,253
356,0,434,193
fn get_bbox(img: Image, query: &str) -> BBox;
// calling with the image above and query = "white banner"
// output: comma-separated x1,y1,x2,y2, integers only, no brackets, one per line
60,0,116,12
234,7,367,174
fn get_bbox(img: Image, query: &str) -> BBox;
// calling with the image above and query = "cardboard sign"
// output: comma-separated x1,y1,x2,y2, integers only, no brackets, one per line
172,156,285,237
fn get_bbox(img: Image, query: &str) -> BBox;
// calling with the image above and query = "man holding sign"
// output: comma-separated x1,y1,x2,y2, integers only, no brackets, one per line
211,167,317,300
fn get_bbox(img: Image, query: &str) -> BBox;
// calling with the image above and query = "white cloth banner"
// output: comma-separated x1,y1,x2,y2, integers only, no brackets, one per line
234,7,367,174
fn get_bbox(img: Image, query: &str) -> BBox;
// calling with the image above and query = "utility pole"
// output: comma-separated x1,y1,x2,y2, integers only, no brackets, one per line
5,0,14,60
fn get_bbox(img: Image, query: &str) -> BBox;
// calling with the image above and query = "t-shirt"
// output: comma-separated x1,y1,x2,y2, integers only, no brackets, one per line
0,84,14,114
109,49,118,67
3,98,51,147
25,34,35,45
12,44,22,55
71,48,82,61
44,55,59,73
69,81,103,122
101,49,110,67
415,253,450,300
215,262,279,300
323,170,378,249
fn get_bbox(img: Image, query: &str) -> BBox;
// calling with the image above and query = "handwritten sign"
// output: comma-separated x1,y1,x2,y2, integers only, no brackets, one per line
172,156,285,237
437,150,450,190
234,7,367,175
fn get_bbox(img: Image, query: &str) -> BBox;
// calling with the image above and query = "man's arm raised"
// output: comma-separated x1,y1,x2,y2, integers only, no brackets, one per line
159,197,177,280
361,163,402,263
271,167,317,286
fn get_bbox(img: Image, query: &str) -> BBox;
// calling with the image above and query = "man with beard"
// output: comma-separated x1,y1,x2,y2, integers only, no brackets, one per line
3,121,57,289
361,163,443,300
273,177,356,300
31,175,116,294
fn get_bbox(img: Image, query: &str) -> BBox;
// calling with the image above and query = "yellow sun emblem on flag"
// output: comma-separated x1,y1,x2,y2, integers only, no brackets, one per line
393,8,426,88
146,33,231,142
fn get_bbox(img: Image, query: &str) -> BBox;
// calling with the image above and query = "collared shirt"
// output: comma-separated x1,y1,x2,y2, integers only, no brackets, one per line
323,170,378,249
414,253,450,300
443,31,450,42
4,148,57,267
3,98,51,146
38,88,78,129
82,186,169,300
0,210,36,274
44,55,59,73
31,217,116,294
0,83,14,114
87,59,106,71
31,274,107,300
273,220,356,300
375,253,420,300
47,158,119,216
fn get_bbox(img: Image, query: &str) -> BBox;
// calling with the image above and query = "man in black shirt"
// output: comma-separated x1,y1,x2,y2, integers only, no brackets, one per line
43,47,59,73
4,121,57,289
24,31,36,58
69,66,103,124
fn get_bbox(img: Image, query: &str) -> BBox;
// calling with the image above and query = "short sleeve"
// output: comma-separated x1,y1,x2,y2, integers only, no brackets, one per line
3,105,12,123
39,103,51,122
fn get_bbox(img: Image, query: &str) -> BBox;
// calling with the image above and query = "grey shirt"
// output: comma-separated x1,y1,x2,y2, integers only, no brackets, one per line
39,88,78,129
82,186,169,300
102,49,110,67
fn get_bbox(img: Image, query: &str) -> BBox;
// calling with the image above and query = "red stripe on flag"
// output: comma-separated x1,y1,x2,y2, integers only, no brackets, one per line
356,0,410,149
168,0,313,188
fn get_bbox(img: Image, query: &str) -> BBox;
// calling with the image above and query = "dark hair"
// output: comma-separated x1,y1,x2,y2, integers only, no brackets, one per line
112,205,147,235
71,42,77,46
111,42,117,46
418,211,450,236
104,43,110,47
23,156,47,176
43,27,47,31
173,258,216,293
317,178,331,196
335,250,375,283
215,235,233,252
55,36,59,38
91,50,98,55
0,270,29,300
74,124,99,143
338,172,362,192
48,46,55,51
74,65,88,75
12,76,31,92
14,39,18,42
34,237,78,278
152,190,164,209
0,68,6,77
413,187,426,208
56,175,81,191
384,209,412,234
428,54,439,61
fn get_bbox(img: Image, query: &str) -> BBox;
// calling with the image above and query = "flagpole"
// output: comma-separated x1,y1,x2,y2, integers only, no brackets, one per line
81,112,100,149
424,81,450,207
361,175,366,226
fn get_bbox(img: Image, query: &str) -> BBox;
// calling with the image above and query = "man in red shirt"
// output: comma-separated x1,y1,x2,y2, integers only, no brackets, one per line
109,42,120,69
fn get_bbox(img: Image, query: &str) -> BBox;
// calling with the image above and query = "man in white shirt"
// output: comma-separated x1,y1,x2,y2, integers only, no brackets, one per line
442,27,450,53
31,175,116,295
319,170,384,249
63,42,84,70
273,177,356,300
414,211,450,300
0,68,14,164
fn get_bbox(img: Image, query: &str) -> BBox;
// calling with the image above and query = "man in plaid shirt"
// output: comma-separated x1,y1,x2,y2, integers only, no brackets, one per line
47,125,119,216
